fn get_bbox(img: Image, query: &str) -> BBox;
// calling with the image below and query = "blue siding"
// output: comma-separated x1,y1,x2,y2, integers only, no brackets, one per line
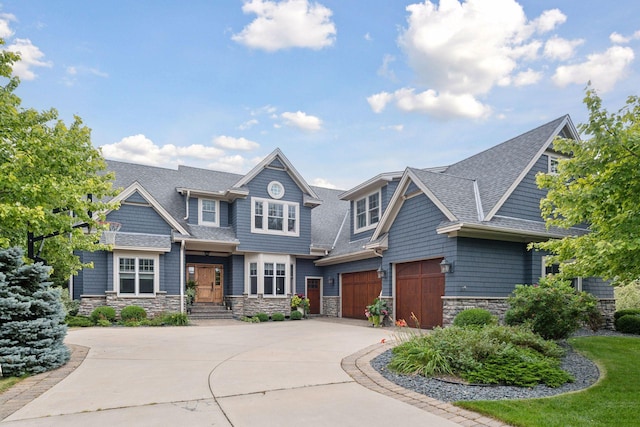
296,258,323,295
383,193,455,293
107,204,173,235
75,251,109,297
496,156,548,221
187,198,198,225
219,201,229,227
235,168,311,254
125,191,148,204
161,243,182,295
452,238,528,297
349,182,397,241
230,255,245,295
583,278,614,298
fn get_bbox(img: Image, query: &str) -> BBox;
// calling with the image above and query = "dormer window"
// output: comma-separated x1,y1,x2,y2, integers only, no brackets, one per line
355,191,380,232
199,199,219,226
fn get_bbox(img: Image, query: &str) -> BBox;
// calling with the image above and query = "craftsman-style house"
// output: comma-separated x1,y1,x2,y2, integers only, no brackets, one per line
73,115,615,327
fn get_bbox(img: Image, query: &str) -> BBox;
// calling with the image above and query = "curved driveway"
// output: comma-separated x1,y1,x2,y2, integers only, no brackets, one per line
1,319,463,426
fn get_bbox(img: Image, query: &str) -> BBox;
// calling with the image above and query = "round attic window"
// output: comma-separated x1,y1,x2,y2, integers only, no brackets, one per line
268,181,284,199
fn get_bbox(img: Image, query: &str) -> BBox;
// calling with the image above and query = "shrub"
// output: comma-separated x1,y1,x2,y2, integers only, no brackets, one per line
65,315,93,327
96,319,111,327
614,308,640,321
120,305,147,322
615,280,640,311
240,316,261,323
255,312,269,322
272,312,285,321
161,312,189,326
615,314,640,334
504,276,600,340
54,286,80,316
389,324,571,388
290,310,303,320
453,308,496,328
0,247,70,376
90,306,116,324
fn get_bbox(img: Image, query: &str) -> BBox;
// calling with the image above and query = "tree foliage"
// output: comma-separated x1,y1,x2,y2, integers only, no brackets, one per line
0,39,118,282
534,89,640,283
0,247,69,376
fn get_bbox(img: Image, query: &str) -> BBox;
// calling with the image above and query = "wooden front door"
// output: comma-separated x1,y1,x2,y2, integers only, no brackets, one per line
341,271,381,319
193,264,224,304
396,259,445,329
307,278,321,314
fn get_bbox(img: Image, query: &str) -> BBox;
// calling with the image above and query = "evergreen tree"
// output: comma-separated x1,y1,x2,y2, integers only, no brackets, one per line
0,247,69,376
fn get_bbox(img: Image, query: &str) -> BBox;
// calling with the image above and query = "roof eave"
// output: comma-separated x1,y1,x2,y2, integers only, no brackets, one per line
314,249,378,266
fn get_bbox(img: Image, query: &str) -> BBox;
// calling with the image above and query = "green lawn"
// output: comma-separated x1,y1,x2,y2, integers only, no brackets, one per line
0,376,24,394
457,336,640,427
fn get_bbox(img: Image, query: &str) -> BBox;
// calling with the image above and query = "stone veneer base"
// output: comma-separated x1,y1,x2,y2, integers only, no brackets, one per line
79,291,183,318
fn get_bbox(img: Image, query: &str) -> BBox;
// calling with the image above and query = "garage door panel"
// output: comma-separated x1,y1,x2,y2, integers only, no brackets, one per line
342,271,381,319
397,259,444,329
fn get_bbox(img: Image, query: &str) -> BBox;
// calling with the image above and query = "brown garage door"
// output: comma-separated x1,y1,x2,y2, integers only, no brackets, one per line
342,271,382,319
396,259,445,329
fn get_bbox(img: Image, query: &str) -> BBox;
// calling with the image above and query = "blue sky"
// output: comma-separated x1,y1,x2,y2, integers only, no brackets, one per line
1,0,639,190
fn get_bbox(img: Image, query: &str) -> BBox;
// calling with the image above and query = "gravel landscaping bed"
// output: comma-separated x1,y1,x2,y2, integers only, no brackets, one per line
371,329,631,402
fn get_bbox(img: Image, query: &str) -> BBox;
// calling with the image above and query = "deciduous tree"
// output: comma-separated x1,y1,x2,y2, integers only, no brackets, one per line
0,40,117,282
535,89,640,283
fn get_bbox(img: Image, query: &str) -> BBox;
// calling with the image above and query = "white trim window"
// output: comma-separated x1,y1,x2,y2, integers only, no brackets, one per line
548,156,560,175
251,197,299,236
245,254,293,297
355,191,380,232
198,198,219,226
115,252,159,296
541,256,582,291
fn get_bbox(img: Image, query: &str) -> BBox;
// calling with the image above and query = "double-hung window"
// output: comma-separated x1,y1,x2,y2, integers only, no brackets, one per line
245,255,293,297
251,197,299,236
355,191,381,232
199,198,219,226
116,253,158,296
249,262,258,295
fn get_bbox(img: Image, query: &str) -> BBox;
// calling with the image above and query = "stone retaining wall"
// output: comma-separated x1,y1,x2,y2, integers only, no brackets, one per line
442,296,616,330
79,291,182,318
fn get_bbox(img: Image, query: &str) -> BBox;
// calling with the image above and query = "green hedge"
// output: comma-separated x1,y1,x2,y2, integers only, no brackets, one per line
90,306,116,324
615,314,640,334
120,305,147,322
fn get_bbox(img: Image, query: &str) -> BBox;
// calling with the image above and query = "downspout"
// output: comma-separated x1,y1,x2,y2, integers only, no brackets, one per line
183,190,191,220
180,239,185,314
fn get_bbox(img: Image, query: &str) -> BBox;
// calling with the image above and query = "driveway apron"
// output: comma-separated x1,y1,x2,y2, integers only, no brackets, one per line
1,319,463,427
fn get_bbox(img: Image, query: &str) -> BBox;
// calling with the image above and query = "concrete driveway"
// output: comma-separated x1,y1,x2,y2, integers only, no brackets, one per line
1,319,466,427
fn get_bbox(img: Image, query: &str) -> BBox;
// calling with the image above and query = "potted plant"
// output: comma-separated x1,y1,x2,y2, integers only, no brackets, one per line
365,298,389,327
186,280,197,313
291,293,310,318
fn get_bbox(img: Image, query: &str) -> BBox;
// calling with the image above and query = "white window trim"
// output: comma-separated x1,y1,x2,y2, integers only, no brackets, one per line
267,181,285,200
113,251,160,297
354,190,381,233
251,197,299,237
245,253,294,298
198,198,220,226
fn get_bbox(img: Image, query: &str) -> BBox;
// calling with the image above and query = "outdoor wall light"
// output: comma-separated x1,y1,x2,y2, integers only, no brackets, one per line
328,277,335,285
440,258,454,274
377,266,386,279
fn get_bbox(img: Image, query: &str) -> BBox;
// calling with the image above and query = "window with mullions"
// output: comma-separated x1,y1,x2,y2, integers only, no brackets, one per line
251,197,299,236
249,262,258,295
199,199,218,226
264,263,274,295
355,191,380,232
118,255,156,295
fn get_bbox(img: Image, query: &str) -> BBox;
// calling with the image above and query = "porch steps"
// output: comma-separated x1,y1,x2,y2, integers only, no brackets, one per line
188,303,234,320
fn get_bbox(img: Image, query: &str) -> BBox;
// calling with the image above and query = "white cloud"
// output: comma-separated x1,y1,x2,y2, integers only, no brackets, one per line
63,65,109,86
370,0,572,119
0,13,16,38
238,119,259,130
311,177,337,189
101,134,225,167
212,135,259,151
381,124,404,132
364,32,372,41
543,36,584,61
281,111,322,131
529,8,566,34
207,154,261,173
6,38,52,80
513,68,542,86
377,54,397,81
552,46,634,93
232,0,336,51
369,88,491,119
367,91,394,113
610,30,640,44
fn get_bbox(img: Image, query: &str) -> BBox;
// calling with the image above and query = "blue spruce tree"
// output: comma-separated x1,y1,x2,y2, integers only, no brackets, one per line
0,247,70,376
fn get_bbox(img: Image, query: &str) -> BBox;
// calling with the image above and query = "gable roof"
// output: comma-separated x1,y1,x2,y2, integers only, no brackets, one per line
233,148,322,206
